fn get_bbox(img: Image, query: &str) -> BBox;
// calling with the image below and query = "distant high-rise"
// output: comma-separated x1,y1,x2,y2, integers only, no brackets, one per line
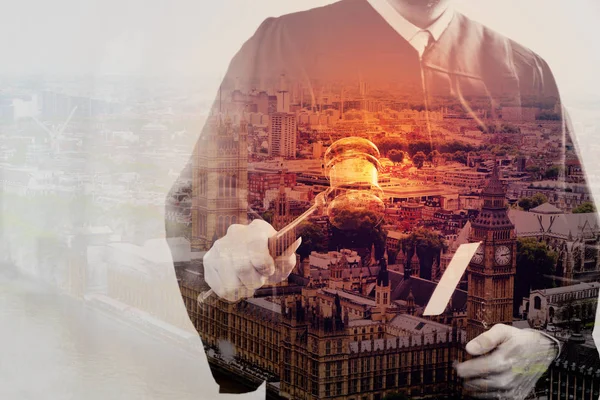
358,80,368,98
268,113,297,158
277,74,290,113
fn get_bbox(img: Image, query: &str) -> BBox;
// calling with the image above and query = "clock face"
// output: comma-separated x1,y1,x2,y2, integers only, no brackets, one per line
494,245,512,266
472,245,484,264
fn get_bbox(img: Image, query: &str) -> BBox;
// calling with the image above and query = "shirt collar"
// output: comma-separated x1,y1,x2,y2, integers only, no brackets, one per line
366,0,454,43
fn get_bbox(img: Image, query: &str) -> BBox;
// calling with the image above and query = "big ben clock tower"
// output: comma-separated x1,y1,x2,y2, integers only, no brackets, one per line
467,162,516,342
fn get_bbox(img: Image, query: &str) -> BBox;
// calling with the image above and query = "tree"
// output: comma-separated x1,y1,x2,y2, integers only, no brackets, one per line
388,149,405,164
556,295,577,323
296,221,328,260
544,165,562,180
326,200,389,264
514,237,557,316
412,151,426,169
572,202,596,214
407,141,432,157
452,150,467,164
518,193,548,211
438,140,476,154
373,137,406,156
518,197,533,211
400,227,447,280
428,149,441,161
531,193,548,207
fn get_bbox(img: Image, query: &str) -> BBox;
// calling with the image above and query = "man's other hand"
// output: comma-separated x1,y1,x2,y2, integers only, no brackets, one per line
455,324,557,400
203,219,301,302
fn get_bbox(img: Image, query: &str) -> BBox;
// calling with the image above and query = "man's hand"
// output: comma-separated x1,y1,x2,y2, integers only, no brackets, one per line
203,219,301,302
455,324,558,400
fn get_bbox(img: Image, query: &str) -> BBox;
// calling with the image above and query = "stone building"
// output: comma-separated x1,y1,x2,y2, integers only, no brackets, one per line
546,320,600,400
191,112,249,251
520,282,600,326
176,257,468,399
508,203,600,283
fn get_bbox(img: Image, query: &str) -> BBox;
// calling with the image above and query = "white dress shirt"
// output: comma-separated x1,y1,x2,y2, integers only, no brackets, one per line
366,0,454,58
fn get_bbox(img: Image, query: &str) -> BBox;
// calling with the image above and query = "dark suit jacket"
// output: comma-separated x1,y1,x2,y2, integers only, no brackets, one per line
165,0,597,394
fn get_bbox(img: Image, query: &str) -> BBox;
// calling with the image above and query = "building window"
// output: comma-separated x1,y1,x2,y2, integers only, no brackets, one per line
411,370,421,385
374,375,383,389
361,378,371,391
424,369,433,384
312,380,319,396
284,349,291,363
218,176,224,197
399,372,408,385
386,374,395,388
534,296,542,310
312,360,318,377
350,379,358,394
436,368,445,382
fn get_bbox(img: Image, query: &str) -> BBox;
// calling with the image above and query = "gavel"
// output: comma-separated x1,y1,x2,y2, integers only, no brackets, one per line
199,137,386,302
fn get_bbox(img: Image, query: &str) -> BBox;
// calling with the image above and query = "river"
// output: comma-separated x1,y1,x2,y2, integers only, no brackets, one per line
0,270,266,400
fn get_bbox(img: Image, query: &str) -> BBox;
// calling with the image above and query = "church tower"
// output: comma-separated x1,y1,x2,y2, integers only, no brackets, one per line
410,250,420,279
467,162,516,341
329,254,347,290
404,243,420,279
191,103,249,251
373,258,391,321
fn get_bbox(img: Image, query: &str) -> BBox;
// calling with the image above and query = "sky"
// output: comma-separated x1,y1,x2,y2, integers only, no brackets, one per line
3,0,599,104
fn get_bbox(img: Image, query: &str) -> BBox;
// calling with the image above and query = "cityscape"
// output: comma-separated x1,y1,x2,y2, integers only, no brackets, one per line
165,68,600,400
1,67,600,399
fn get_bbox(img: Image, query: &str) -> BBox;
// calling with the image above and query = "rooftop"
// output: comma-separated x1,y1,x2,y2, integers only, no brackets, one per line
533,281,600,296
246,297,282,314
348,319,379,327
389,314,452,334
530,202,562,214
508,209,599,239
322,289,377,307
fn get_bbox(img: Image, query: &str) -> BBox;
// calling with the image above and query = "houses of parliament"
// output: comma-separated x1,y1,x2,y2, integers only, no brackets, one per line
176,114,520,398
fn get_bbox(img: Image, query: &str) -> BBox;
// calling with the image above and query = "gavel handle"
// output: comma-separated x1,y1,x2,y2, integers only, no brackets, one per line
198,193,325,303
267,201,320,258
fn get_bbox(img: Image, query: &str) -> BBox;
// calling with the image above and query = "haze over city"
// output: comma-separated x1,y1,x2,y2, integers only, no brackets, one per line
2,1,600,399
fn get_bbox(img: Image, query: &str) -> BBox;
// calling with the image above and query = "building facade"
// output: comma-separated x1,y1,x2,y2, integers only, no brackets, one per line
269,113,297,158
191,114,249,251
467,165,517,341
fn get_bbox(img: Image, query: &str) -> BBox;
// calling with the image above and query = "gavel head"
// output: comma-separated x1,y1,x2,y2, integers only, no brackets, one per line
323,137,385,231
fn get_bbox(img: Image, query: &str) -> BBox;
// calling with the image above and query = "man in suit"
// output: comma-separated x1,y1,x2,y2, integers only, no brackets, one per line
167,0,597,398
